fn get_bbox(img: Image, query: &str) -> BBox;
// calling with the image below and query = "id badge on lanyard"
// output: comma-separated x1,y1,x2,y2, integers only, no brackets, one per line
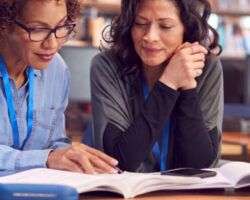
0,55,34,150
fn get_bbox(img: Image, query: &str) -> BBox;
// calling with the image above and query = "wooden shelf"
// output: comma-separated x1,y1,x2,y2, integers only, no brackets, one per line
63,39,90,47
220,51,247,60
209,0,250,16
84,0,120,14
222,143,243,156
213,9,250,17
222,132,250,161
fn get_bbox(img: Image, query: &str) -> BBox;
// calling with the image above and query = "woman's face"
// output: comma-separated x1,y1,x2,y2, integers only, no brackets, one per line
4,0,68,69
131,0,185,68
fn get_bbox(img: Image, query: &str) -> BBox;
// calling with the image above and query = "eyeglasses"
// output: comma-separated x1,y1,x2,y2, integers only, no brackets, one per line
14,20,76,42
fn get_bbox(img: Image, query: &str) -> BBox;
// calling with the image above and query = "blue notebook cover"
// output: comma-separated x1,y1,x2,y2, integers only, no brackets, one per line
0,184,79,200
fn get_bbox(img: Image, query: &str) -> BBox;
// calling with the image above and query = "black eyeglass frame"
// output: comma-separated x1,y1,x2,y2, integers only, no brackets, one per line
14,20,76,42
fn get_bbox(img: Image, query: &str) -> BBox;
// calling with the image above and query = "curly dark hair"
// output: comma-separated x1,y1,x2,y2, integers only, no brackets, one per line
0,0,82,33
102,0,222,74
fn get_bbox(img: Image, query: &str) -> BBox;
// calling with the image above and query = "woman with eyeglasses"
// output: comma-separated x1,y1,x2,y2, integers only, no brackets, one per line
0,0,119,174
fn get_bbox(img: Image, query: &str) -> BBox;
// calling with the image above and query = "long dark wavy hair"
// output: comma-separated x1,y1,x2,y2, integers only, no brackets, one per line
0,0,82,33
102,0,222,75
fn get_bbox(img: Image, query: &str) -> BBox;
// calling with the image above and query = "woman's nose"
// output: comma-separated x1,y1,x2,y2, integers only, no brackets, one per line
143,24,160,42
42,32,59,49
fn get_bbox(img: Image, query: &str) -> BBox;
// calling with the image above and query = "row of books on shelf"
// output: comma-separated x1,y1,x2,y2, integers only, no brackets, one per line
216,18,250,56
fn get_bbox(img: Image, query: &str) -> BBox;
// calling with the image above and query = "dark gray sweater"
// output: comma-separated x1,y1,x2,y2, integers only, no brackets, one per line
90,50,224,172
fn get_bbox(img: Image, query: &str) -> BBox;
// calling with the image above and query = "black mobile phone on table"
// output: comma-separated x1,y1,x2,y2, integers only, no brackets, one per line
161,168,217,178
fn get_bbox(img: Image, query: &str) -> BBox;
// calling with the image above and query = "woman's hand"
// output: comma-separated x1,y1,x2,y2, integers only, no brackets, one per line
46,143,119,174
159,42,207,90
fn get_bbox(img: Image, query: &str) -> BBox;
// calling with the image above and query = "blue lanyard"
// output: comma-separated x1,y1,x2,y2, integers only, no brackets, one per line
0,55,34,150
142,76,170,171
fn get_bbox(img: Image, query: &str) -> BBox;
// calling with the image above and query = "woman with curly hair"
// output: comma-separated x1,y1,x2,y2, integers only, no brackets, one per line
91,0,224,172
0,0,118,174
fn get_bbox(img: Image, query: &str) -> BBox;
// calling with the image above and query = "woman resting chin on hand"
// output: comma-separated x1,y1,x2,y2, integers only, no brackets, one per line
90,0,223,172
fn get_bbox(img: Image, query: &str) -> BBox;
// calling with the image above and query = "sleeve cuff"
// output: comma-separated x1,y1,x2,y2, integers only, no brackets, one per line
155,80,180,98
15,149,53,170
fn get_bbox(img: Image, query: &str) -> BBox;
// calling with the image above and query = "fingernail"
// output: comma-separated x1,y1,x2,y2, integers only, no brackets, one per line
112,159,119,166
111,168,118,173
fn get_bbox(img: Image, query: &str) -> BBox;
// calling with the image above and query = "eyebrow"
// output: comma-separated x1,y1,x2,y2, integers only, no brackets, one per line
135,15,177,22
24,15,68,27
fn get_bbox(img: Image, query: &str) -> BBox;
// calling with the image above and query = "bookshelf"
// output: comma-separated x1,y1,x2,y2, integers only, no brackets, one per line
75,0,120,47
64,1,121,141
210,1,250,148
209,0,250,105
210,0,250,14
209,0,250,57
212,10,250,17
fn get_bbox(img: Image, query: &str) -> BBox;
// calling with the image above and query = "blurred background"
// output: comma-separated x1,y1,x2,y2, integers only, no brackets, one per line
59,0,250,163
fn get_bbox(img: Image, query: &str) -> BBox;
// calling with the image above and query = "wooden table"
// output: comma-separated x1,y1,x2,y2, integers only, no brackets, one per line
222,132,250,161
80,188,250,199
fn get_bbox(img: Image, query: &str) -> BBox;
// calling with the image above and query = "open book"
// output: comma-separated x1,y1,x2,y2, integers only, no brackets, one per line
0,161,249,199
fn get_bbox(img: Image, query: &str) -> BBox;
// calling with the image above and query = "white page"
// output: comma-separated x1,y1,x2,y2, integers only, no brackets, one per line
218,161,250,187
0,168,139,196
0,168,203,198
0,168,105,192
157,162,250,190
118,172,202,197
181,170,232,189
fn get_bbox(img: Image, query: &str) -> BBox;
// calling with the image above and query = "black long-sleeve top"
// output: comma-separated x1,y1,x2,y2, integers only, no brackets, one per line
91,51,223,172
